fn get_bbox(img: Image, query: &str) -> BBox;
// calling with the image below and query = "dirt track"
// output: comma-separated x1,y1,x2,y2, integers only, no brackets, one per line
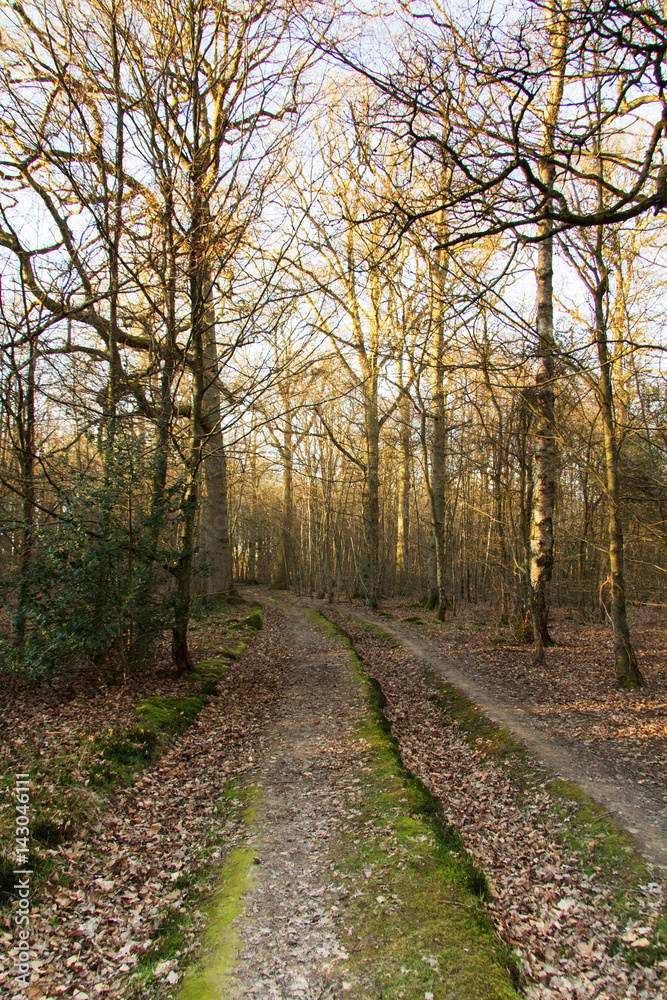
181,601,367,999
308,599,667,874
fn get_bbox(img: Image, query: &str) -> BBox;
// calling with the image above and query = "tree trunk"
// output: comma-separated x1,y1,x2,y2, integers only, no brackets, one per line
171,463,198,674
247,434,258,583
425,529,438,609
172,111,206,673
530,231,558,659
171,347,203,674
529,1,570,663
201,279,235,602
396,357,411,593
430,251,449,621
149,186,177,551
493,462,510,625
275,405,293,589
362,385,380,608
593,246,644,688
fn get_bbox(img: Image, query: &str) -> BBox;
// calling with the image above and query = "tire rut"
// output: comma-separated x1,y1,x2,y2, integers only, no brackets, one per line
224,603,366,999
316,603,667,874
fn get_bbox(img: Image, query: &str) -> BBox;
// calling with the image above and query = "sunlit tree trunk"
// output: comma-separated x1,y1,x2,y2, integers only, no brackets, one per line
593,240,644,688
529,0,570,662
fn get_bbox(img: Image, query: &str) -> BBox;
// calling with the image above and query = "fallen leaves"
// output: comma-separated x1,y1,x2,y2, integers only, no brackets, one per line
0,606,290,999
326,605,667,1000
3,594,666,999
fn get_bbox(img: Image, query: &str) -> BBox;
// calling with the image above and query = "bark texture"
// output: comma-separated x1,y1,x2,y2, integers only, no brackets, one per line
593,242,644,688
201,287,234,603
529,1,570,663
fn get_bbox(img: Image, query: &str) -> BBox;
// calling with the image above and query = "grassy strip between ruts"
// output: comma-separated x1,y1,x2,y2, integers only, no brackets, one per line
307,609,522,1000
324,610,667,971
0,603,263,907
334,611,667,974
433,680,667,971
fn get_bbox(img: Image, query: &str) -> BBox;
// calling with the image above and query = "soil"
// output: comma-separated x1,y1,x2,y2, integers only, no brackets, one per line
207,601,368,998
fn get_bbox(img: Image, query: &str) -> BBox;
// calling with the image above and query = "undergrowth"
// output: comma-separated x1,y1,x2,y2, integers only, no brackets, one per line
0,603,263,908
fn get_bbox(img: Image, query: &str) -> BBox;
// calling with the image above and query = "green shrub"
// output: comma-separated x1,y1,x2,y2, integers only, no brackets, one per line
5,436,181,677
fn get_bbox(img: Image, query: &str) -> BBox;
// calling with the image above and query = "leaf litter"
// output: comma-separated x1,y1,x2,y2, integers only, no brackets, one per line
320,603,666,1000
1,606,288,999
2,594,666,999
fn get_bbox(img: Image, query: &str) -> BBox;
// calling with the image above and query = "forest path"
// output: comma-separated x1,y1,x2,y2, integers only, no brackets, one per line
285,597,667,873
182,599,367,999
176,590,667,1000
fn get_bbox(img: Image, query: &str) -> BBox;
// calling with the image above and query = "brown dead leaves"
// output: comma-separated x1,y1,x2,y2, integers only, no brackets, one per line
0,606,291,1000
327,607,666,1000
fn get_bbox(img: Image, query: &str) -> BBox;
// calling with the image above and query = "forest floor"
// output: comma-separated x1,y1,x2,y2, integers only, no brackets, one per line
1,592,666,1000
310,596,667,872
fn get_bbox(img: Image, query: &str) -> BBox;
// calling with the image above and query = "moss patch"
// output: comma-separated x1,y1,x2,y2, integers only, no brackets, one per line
176,846,256,1000
135,694,209,734
242,607,263,632
308,611,521,1000
129,785,256,999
